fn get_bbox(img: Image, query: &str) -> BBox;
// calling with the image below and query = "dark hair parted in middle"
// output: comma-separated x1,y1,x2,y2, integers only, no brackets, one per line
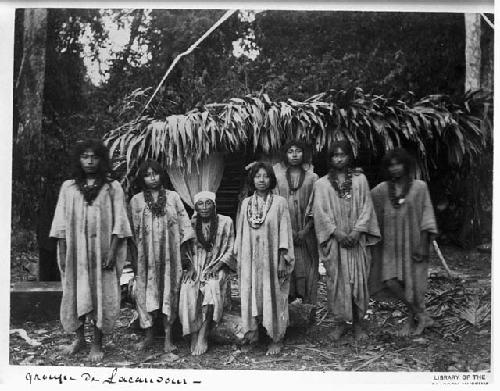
135,160,169,190
327,140,354,166
281,139,311,164
71,138,112,183
380,148,416,179
247,161,277,192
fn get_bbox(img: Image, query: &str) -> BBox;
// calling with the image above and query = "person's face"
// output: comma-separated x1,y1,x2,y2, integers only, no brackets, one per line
80,148,100,175
254,167,271,192
144,167,161,190
287,145,304,166
330,147,350,170
195,199,215,219
388,158,405,179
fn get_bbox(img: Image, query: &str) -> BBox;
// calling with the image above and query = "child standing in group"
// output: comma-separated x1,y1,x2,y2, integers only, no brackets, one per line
370,149,438,336
129,160,194,352
50,139,132,362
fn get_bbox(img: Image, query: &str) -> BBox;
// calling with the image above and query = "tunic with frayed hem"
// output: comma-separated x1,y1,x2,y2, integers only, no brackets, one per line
369,180,438,310
49,180,132,334
130,190,194,328
178,214,235,336
273,162,319,304
311,173,380,322
235,195,295,342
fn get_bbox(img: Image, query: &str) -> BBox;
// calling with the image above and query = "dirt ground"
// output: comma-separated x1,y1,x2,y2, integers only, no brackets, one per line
9,245,491,372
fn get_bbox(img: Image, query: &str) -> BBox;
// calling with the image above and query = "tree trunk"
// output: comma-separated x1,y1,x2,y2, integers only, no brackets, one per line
464,13,481,92
16,9,51,280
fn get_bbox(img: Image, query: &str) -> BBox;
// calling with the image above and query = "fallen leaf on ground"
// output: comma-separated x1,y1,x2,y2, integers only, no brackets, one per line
10,329,42,346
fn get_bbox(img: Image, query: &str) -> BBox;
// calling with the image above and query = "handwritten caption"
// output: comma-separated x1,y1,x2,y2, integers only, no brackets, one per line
26,367,202,385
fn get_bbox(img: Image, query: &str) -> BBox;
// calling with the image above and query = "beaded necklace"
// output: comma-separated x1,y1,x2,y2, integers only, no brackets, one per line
195,214,218,252
286,166,305,195
388,178,412,209
328,169,353,199
247,192,273,229
144,189,167,217
76,178,105,205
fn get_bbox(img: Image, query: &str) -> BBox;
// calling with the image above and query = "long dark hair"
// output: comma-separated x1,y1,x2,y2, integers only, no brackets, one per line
381,148,416,180
135,160,169,191
71,139,111,183
281,139,310,165
327,140,354,168
247,161,277,192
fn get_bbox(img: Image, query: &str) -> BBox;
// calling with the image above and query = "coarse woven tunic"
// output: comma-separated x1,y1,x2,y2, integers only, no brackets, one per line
369,180,438,306
235,195,295,341
178,214,235,335
273,162,319,303
129,190,194,328
311,173,380,321
49,180,132,334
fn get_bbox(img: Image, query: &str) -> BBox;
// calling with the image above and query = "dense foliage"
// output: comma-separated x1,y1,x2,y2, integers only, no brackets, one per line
12,9,494,247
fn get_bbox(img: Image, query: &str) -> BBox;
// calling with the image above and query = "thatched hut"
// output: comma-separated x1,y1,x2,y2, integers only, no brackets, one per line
104,88,491,222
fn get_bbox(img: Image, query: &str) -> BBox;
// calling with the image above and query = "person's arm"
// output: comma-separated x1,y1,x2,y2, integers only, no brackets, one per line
103,235,125,270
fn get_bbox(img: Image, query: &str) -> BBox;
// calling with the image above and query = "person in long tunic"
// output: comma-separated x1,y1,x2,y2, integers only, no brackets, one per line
369,148,438,336
273,140,319,304
235,162,295,355
50,139,132,362
311,141,380,341
178,191,235,355
129,160,194,352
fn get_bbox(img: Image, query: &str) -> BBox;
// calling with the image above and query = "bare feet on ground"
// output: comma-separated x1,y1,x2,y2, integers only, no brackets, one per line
192,333,208,356
413,313,435,335
329,323,348,341
266,341,283,355
163,338,178,353
88,344,104,362
135,336,154,351
395,319,415,337
61,338,86,355
353,323,368,341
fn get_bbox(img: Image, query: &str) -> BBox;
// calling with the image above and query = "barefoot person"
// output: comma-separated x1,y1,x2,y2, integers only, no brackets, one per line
273,140,319,304
50,139,132,362
235,162,295,355
369,148,438,336
178,191,235,355
129,160,194,352
311,140,380,341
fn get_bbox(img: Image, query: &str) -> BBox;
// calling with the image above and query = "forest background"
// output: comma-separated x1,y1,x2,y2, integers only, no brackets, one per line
11,9,494,280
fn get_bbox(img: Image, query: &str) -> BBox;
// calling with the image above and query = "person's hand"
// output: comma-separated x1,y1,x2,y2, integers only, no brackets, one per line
182,267,197,283
206,262,225,279
412,251,429,263
292,230,299,245
278,252,288,284
103,249,116,270
297,229,307,243
58,239,66,273
344,230,361,248
334,230,349,247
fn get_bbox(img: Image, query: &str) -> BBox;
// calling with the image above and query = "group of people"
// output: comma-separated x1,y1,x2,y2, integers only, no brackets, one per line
49,137,437,362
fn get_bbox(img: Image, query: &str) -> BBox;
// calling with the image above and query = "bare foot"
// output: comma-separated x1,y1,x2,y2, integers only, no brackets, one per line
395,319,415,337
61,338,86,355
163,339,177,353
353,323,368,341
88,344,104,363
242,330,259,345
329,323,348,341
413,313,435,335
135,337,154,351
190,332,199,353
192,337,208,356
266,341,283,355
